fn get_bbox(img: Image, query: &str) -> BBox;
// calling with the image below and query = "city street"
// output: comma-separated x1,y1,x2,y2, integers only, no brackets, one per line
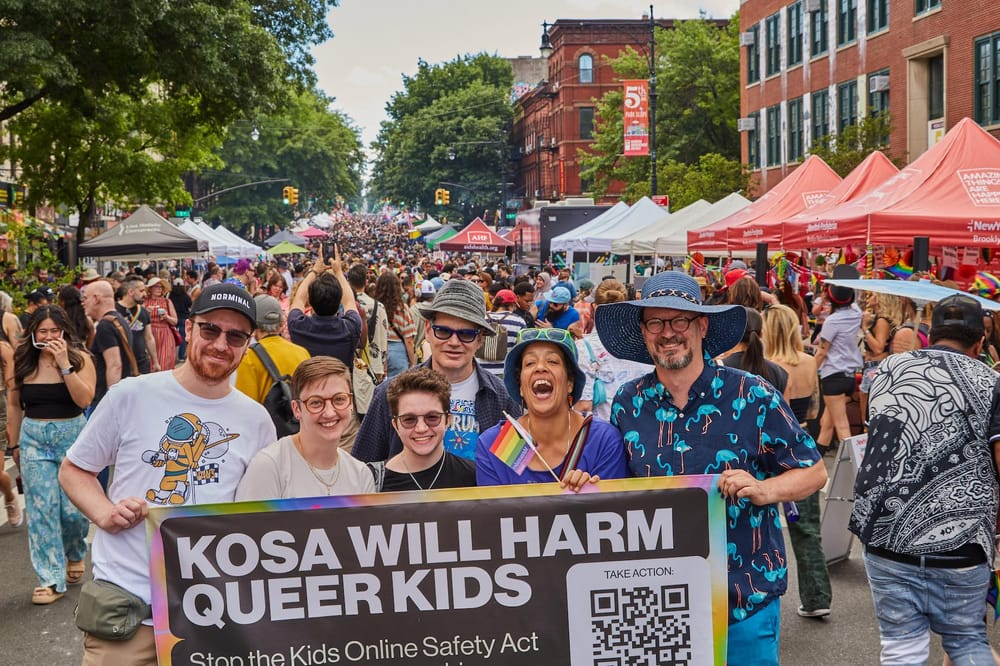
0,458,995,665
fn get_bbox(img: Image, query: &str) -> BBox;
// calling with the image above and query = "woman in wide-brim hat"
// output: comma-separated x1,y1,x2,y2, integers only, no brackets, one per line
474,328,627,490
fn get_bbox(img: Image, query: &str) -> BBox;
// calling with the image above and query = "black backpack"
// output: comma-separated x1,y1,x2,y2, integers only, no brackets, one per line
250,344,299,437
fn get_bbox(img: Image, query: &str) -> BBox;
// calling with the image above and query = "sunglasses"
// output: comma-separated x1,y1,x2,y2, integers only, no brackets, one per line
516,328,574,345
194,321,252,347
298,393,353,414
431,324,481,343
393,412,447,429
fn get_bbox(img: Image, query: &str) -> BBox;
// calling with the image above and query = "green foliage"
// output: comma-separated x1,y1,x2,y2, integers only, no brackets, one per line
370,54,514,215
199,88,365,234
659,153,751,210
580,14,741,201
0,220,63,310
808,113,900,176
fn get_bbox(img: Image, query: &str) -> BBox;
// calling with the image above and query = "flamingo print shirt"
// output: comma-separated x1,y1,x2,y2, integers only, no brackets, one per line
611,361,820,624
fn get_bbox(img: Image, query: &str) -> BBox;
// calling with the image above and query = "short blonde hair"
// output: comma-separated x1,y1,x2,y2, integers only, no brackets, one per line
290,356,352,399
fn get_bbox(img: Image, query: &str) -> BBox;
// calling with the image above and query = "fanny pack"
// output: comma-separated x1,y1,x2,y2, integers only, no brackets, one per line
75,579,152,641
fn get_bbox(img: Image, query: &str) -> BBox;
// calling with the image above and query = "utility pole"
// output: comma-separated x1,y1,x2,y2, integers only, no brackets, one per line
649,4,658,196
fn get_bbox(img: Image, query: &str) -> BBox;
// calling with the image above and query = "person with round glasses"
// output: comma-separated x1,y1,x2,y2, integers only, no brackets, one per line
368,367,475,492
475,328,627,489
237,356,375,500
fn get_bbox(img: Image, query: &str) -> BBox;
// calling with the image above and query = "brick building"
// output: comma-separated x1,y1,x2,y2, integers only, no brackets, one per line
512,17,727,205
740,0,1000,193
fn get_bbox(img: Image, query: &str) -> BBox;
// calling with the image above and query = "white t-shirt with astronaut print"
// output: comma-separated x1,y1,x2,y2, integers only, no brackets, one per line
67,371,276,605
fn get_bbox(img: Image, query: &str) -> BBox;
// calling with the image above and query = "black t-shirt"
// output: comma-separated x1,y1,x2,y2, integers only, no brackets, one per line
513,307,536,328
722,352,789,394
376,452,476,492
90,311,136,406
117,303,152,373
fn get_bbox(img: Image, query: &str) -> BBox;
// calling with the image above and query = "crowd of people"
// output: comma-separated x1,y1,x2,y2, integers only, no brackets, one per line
0,211,997,665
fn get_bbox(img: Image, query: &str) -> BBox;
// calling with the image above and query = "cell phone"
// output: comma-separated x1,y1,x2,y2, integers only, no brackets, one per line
322,240,337,258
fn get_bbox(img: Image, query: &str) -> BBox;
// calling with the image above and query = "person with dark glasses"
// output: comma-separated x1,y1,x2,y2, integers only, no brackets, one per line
367,367,475,492
238,356,375,500
475,327,627,490
352,279,520,464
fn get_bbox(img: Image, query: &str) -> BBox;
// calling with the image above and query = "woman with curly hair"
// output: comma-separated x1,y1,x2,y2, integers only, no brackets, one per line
374,272,415,380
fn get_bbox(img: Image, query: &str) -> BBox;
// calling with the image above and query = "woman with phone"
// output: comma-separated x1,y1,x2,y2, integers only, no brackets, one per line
8,305,96,604
146,277,179,370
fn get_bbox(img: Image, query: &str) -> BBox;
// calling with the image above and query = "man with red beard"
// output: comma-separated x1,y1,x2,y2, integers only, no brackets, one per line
59,283,276,665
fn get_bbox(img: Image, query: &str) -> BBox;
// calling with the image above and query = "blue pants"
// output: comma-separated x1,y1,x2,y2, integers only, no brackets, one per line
727,597,780,666
864,550,994,665
20,415,89,593
386,340,409,380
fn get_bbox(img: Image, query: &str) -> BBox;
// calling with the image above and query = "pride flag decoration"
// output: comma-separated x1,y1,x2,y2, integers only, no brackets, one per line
490,417,535,475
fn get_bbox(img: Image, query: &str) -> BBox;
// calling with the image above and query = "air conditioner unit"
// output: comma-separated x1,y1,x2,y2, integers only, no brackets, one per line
737,117,757,132
868,75,890,93
550,137,557,147
739,31,756,47
803,0,822,12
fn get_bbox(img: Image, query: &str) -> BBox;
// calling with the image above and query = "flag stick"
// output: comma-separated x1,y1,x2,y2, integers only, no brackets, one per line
503,411,561,483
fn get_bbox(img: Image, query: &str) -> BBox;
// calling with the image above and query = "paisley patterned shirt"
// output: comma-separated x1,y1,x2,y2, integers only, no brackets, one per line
611,361,821,624
850,346,999,561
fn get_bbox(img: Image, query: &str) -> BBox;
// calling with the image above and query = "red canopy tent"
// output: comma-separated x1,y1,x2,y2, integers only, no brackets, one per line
774,151,899,249
437,217,514,253
802,118,1000,252
687,155,841,253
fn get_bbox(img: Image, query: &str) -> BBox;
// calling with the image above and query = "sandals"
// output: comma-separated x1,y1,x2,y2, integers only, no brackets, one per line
4,500,22,528
67,560,86,586
32,586,64,605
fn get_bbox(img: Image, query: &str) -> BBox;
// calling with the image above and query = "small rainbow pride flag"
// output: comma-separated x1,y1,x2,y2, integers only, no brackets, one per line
490,417,535,475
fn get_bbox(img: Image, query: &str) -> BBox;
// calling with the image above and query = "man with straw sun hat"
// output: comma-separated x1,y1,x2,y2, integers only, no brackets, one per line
595,270,828,666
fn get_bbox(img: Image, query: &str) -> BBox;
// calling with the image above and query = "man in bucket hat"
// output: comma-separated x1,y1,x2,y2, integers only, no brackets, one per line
352,279,520,463
595,271,827,666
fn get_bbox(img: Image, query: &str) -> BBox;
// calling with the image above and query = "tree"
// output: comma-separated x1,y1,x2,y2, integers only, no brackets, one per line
809,113,899,176
369,54,514,217
659,154,751,210
198,88,365,236
579,14,743,202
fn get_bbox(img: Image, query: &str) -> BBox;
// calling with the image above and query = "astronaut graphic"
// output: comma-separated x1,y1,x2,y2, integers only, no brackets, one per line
142,413,240,504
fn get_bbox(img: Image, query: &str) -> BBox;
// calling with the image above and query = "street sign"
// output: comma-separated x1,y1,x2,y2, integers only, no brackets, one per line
174,208,192,218
651,194,669,207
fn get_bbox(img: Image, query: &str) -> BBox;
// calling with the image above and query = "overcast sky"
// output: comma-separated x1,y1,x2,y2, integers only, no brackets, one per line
312,0,740,149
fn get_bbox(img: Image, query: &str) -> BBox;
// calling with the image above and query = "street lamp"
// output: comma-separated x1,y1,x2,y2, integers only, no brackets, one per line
648,5,658,197
539,21,553,59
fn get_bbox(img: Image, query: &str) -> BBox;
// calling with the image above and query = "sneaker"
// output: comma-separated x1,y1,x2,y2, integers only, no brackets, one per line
5,500,23,528
798,605,831,618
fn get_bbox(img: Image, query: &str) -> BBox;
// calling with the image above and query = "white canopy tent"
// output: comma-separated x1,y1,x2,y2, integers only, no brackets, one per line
549,202,629,253
612,200,712,255
659,192,751,256
564,197,670,266
414,216,443,232
212,224,265,258
178,220,233,257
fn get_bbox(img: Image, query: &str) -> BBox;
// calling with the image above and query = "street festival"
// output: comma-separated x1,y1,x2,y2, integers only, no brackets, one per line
5,2,1000,665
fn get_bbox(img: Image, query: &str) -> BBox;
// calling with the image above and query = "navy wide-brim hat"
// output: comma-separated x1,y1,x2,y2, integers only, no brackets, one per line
503,330,587,405
595,271,748,363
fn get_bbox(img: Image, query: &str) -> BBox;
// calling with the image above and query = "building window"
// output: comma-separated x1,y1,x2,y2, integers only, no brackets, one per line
766,105,782,166
838,80,858,132
787,3,803,67
868,69,890,117
765,13,781,77
837,0,856,46
867,0,888,33
915,0,940,15
811,3,828,57
579,107,595,139
928,54,944,120
747,24,761,83
578,54,594,84
788,98,804,162
975,34,999,125
747,112,761,169
812,89,831,141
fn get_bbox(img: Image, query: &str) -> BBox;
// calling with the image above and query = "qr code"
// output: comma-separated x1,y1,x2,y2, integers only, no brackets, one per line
589,584,692,666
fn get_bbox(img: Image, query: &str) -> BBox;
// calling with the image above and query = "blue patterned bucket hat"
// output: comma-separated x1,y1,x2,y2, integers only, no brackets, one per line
595,271,747,363
503,328,587,405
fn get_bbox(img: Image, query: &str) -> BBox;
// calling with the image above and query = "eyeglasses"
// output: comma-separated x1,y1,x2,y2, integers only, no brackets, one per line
468,277,483,284
393,412,447,429
299,393,353,414
194,321,252,347
641,315,701,335
431,324,481,343
516,328,574,345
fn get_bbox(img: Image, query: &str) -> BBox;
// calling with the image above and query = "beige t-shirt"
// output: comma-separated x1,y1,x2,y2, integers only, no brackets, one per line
235,436,376,501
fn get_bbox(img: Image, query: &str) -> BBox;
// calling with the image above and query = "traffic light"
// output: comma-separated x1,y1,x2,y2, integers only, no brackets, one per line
289,188,299,206
442,189,450,205
282,186,292,205
434,188,444,206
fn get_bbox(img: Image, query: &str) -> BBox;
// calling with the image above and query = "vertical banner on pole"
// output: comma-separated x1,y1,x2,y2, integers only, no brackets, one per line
623,80,650,156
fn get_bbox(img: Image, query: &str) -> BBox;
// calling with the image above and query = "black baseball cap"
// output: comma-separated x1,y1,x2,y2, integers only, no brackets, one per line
190,283,256,330
931,294,984,334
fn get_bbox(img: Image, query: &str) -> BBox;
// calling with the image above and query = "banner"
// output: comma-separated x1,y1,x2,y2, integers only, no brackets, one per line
623,80,650,156
148,476,728,665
